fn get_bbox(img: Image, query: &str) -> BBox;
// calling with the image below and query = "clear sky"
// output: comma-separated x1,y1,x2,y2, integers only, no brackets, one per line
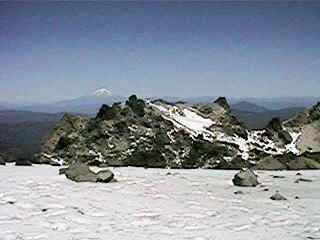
1,1,320,103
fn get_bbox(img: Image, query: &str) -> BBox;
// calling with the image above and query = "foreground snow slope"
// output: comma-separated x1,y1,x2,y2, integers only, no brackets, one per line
0,165,319,240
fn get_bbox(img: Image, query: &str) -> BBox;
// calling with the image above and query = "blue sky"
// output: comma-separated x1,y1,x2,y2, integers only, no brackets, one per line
0,1,320,103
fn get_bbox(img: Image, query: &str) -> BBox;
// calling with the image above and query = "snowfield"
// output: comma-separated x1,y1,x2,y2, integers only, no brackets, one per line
149,102,304,161
0,165,319,240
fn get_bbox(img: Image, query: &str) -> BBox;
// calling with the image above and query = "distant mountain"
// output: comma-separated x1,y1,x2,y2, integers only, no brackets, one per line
231,101,269,113
5,93,319,114
15,88,126,114
232,107,306,129
153,96,320,110
236,97,320,110
0,110,63,124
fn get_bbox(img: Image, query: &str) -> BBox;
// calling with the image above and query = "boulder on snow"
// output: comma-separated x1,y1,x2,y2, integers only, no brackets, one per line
270,192,287,201
232,168,259,187
64,162,114,183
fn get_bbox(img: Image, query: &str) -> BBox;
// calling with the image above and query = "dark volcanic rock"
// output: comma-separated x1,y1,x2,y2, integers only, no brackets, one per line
278,130,293,145
125,95,146,117
64,162,114,183
232,169,259,187
267,118,283,132
255,156,287,170
266,118,293,144
214,97,230,112
295,178,313,183
234,190,245,195
270,192,287,201
273,175,285,179
38,94,320,170
59,167,68,175
0,155,5,165
15,158,32,166
41,113,89,154
96,103,121,120
286,156,320,170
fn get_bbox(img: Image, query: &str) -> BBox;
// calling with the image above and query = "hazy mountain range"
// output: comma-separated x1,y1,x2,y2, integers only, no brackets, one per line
0,88,319,114
0,88,318,160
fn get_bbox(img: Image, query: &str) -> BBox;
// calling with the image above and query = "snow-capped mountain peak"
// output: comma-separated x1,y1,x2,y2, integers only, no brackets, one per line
93,88,112,97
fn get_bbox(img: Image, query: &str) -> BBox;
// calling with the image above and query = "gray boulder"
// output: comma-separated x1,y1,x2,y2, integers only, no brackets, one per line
232,168,259,187
270,192,287,201
64,162,114,183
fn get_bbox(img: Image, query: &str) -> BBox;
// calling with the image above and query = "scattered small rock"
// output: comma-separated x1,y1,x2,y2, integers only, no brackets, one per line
232,168,259,187
7,201,15,205
234,190,244,195
270,192,287,201
41,208,48,212
295,178,313,183
295,196,300,199
77,210,85,215
296,172,302,176
263,188,269,192
272,175,285,179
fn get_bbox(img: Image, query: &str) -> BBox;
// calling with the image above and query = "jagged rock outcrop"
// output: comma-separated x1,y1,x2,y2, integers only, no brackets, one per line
214,97,230,112
265,118,293,145
41,113,89,154
34,113,89,164
284,101,320,154
39,96,248,168
38,95,320,170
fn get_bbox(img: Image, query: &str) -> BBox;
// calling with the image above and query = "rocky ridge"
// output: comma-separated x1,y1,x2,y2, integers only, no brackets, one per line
37,95,320,170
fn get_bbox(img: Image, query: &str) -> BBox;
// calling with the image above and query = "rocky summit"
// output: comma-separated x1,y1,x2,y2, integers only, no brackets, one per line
36,96,320,170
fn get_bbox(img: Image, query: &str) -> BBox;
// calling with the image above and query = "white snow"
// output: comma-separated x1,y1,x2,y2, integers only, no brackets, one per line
41,153,64,166
150,103,215,137
93,88,112,97
150,102,303,160
0,165,319,240
285,131,302,155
